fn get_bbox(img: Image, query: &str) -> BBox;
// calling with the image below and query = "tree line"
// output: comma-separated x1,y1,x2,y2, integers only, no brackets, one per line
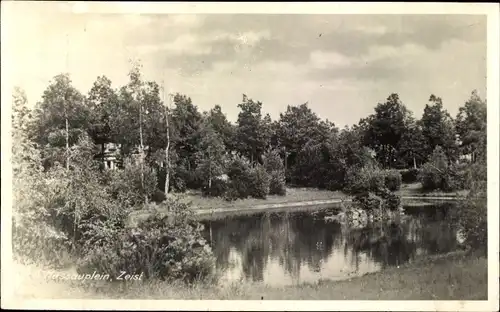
15,63,487,199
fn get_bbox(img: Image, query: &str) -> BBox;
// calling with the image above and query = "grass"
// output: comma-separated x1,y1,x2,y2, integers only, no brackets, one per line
183,187,348,210
12,251,487,300
128,183,467,224
184,184,466,212
396,182,469,198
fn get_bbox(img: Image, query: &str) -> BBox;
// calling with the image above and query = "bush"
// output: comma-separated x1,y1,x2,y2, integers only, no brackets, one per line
108,158,158,208
400,168,420,184
419,162,466,192
345,164,402,212
248,164,271,199
174,164,203,190
263,149,286,196
353,192,383,211
384,170,402,191
224,156,270,200
345,164,385,195
269,171,286,196
418,162,443,191
151,190,167,203
77,199,216,283
202,178,229,197
225,156,253,200
375,188,401,211
418,146,466,192
458,159,487,249
458,191,487,249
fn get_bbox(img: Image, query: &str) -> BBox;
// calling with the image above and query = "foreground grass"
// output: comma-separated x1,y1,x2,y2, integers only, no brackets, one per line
12,251,487,300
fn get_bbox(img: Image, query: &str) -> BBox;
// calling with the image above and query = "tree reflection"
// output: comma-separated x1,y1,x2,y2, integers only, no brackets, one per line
201,203,460,285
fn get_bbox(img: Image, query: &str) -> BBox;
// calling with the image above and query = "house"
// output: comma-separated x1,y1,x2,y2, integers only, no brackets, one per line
95,142,168,170
94,142,122,170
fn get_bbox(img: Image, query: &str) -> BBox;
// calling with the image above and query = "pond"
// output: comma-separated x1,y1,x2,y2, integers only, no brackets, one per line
200,202,464,287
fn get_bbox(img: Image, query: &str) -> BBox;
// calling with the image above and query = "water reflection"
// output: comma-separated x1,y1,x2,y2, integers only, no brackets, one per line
202,203,462,286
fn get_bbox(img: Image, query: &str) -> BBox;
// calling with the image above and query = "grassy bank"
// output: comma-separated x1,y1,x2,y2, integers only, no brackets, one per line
12,251,486,300
395,182,469,198
184,183,466,212
184,187,348,210
128,184,465,224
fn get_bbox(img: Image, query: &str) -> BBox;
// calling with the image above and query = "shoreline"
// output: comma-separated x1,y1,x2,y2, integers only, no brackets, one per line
194,195,462,217
129,194,463,222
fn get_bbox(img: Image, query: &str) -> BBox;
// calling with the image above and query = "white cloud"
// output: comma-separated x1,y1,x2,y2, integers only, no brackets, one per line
309,50,352,68
353,25,388,35
361,43,426,63
134,33,213,55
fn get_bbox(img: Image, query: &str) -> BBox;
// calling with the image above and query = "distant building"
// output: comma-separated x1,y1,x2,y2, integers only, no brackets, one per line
94,142,167,170
94,142,123,170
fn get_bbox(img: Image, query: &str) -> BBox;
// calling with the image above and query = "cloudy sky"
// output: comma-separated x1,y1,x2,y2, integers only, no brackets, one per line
5,2,487,127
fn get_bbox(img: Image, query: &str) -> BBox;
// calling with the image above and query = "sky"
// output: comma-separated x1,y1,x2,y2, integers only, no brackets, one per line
4,2,487,128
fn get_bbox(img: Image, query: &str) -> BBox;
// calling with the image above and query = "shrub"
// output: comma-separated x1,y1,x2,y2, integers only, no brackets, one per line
353,192,383,211
263,149,284,173
418,146,466,192
345,164,385,195
202,177,229,197
263,149,286,196
108,158,158,208
400,168,420,184
248,164,271,199
418,162,443,191
375,188,401,211
384,170,402,191
151,190,167,203
173,164,203,191
458,159,487,249
344,163,402,213
77,198,216,283
459,190,487,249
12,134,129,266
269,171,286,196
419,159,466,192
225,156,253,200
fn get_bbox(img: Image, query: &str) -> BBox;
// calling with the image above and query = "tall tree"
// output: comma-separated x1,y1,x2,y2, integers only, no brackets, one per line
12,87,32,135
420,95,458,163
32,73,88,169
235,94,269,164
119,61,149,202
86,76,120,152
365,93,412,168
398,117,427,168
276,102,331,173
195,115,226,189
207,104,235,152
171,93,203,171
162,86,171,194
455,90,487,162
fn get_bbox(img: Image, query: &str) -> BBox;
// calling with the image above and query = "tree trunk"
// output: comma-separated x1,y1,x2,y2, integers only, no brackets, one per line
65,117,69,170
413,156,417,169
209,221,213,247
139,98,146,204
284,146,287,175
164,88,170,195
208,149,212,189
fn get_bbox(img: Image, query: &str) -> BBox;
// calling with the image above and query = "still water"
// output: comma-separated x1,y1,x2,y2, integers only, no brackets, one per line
201,202,463,286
